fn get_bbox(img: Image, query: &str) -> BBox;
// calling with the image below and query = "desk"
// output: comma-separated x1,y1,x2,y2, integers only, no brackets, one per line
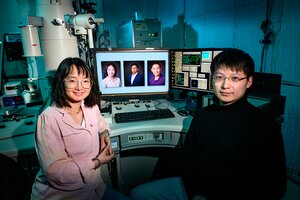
99,100,192,191
0,101,192,157
0,101,192,192
0,98,284,192
0,106,40,158
107,111,192,137
0,97,282,158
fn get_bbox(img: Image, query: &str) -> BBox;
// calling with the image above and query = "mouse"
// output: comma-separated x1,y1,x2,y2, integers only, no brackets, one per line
177,110,188,116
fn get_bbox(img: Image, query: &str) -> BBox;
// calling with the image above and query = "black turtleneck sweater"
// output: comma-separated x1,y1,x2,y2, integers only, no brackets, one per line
180,96,287,200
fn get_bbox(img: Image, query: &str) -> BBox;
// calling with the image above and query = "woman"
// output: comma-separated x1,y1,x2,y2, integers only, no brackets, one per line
31,57,130,200
102,63,121,88
148,63,165,86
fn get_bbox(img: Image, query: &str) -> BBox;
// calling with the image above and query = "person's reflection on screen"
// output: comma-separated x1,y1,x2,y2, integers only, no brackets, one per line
102,63,121,88
148,63,165,86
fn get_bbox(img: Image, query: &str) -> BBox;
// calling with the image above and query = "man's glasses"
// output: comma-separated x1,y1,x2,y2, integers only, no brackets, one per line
64,78,92,89
213,75,248,83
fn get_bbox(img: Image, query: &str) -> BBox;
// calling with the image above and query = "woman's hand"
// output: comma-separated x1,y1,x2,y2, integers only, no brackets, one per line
95,130,113,168
100,132,111,152
98,144,114,165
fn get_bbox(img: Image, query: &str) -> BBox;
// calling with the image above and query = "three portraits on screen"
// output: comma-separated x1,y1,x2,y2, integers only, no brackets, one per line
101,60,166,88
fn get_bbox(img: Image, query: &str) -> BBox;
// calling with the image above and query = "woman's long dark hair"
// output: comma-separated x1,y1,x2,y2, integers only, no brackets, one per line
51,57,100,108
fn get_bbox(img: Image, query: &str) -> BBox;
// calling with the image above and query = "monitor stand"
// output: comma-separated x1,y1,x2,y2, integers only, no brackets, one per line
111,100,155,116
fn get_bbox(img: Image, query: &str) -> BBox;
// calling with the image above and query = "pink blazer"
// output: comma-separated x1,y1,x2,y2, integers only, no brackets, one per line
31,102,110,200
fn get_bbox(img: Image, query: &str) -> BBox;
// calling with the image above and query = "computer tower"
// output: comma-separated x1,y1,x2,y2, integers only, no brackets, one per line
117,19,162,48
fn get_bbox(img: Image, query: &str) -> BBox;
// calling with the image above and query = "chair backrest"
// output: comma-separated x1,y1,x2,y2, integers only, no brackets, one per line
0,153,28,199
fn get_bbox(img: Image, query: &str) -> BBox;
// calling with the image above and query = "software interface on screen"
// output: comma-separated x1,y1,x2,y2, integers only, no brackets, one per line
170,48,224,92
94,48,169,100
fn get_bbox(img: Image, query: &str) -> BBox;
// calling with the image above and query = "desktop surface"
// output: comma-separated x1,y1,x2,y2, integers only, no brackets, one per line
0,97,281,157
0,101,192,157
102,99,193,137
0,106,40,157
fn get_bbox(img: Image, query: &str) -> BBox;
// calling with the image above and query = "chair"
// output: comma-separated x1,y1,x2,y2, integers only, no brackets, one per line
0,153,28,200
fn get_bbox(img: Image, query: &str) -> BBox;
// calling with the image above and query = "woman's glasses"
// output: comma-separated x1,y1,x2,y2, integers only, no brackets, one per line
64,78,92,89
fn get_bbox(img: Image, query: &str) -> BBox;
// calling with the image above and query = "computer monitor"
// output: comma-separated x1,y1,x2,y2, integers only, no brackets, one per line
248,72,282,99
170,48,224,93
93,48,170,101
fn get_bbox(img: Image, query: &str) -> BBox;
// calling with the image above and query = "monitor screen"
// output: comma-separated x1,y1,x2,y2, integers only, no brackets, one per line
248,72,282,99
94,48,170,100
170,48,224,93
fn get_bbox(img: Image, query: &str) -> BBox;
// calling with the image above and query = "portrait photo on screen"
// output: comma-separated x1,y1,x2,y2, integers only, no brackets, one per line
124,61,145,87
147,60,166,86
101,61,122,88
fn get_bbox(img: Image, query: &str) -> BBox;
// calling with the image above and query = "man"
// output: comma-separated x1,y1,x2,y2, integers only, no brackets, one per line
130,48,287,200
125,63,144,86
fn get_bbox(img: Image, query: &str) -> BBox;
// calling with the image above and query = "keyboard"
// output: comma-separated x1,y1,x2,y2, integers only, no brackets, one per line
114,109,175,123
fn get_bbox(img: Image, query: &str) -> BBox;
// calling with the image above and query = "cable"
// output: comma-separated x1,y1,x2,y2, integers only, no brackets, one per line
259,0,273,72
260,46,265,73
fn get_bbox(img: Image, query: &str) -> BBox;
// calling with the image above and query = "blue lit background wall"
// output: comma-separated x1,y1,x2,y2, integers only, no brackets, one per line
154,0,300,176
0,0,299,175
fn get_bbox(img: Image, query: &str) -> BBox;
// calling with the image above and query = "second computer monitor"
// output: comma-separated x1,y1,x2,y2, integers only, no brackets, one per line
170,48,224,93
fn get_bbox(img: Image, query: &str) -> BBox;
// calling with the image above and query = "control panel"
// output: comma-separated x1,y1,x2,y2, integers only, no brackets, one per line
120,131,181,150
110,136,120,152
0,106,41,139
0,95,25,108
111,100,155,116
0,115,37,140
128,132,163,143
117,19,162,48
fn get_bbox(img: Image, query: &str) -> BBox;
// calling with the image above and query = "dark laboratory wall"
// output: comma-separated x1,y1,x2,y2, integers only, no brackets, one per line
0,0,36,35
0,0,36,90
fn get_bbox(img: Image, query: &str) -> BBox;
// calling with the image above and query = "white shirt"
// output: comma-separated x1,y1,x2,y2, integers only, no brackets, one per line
102,76,121,88
131,73,137,85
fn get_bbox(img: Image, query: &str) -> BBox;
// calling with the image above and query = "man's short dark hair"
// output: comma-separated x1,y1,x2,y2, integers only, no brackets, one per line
131,63,140,68
211,48,254,78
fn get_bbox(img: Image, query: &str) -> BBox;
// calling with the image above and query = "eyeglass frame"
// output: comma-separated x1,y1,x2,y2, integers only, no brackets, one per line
212,74,248,83
63,78,93,89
